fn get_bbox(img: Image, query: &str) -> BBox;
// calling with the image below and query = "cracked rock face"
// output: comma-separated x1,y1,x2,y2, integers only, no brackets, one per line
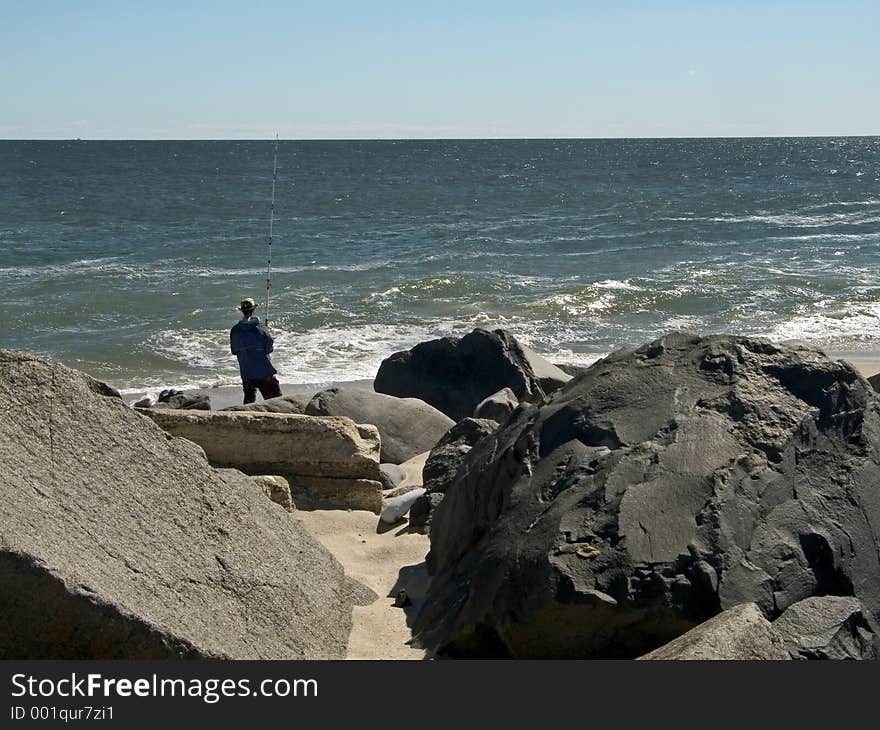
414,333,880,658
0,350,363,659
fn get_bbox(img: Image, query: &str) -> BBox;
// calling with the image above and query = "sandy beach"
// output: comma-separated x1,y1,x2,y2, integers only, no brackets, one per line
293,509,429,660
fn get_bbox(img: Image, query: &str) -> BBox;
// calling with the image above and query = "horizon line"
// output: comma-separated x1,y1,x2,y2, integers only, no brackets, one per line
2,133,880,142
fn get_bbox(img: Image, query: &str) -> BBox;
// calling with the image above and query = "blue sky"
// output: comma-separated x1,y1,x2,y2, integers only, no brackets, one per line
2,1,877,138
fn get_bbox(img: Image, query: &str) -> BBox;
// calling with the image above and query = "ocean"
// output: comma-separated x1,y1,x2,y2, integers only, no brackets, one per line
1,137,878,395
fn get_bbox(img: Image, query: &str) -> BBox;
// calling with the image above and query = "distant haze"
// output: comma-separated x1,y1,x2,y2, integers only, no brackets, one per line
2,1,878,139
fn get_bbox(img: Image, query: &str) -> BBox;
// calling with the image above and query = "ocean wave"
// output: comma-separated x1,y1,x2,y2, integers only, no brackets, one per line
761,302,880,349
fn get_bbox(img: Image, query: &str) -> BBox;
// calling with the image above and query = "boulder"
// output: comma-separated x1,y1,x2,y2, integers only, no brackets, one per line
151,392,210,410
374,328,571,421
474,387,518,423
305,388,453,464
868,372,880,392
409,418,498,531
414,333,880,658
380,488,427,525
772,596,878,660
222,393,312,414
638,603,789,660
379,463,407,490
0,350,365,659
138,409,383,513
250,474,295,512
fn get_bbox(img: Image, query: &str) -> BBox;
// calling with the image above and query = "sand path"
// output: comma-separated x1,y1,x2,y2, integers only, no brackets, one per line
294,509,430,660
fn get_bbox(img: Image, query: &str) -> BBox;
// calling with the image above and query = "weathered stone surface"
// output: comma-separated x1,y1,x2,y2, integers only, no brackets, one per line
772,596,878,660
305,388,453,464
0,350,362,659
410,418,498,530
374,328,571,421
638,603,789,660
415,333,880,658
291,476,383,514
868,372,880,392
139,409,380,480
222,393,312,414
151,392,211,410
474,387,518,423
251,474,295,512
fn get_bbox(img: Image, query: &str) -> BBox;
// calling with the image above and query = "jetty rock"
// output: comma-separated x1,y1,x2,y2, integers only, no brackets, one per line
222,393,312,414
410,417,499,531
374,328,571,421
305,388,454,464
414,333,880,658
0,350,365,659
637,603,790,660
140,409,383,513
639,596,877,660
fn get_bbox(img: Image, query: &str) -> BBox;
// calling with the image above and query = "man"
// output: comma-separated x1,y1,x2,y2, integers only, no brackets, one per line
230,297,283,404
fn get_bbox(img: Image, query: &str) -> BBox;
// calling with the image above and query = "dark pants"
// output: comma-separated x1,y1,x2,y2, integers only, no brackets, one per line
242,376,282,404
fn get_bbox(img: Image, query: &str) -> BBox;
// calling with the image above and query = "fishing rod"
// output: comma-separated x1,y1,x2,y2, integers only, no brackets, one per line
266,133,279,325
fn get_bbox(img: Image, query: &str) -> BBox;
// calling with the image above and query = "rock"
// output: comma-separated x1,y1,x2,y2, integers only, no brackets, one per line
151,392,211,410
379,463,406,490
222,393,312,414
138,409,383,513
132,396,154,408
380,488,426,524
0,350,365,659
374,328,571,421
772,596,878,660
554,362,593,378
521,343,572,393
414,333,880,658
868,372,880,392
638,603,790,660
250,474,295,512
473,387,519,423
409,418,498,530
292,476,383,514
305,388,453,464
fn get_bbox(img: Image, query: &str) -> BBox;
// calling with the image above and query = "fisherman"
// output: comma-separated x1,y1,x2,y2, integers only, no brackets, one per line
230,297,283,404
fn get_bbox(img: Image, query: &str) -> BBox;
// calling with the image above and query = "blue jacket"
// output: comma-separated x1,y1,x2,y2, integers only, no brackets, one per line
230,316,277,381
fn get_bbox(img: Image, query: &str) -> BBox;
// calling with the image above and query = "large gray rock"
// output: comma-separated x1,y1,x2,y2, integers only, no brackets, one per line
306,388,453,464
868,372,880,392
638,603,789,660
474,387,518,423
379,463,407,490
772,596,878,660
222,393,312,414
414,333,880,658
0,350,366,659
409,418,498,531
374,328,571,421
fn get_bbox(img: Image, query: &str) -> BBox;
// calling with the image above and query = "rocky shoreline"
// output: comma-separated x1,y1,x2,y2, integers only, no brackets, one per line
1,329,879,660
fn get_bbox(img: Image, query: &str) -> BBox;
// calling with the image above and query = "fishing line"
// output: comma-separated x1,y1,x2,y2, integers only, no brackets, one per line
266,133,279,324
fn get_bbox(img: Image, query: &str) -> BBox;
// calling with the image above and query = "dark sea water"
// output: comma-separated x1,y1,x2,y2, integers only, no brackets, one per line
1,138,878,393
